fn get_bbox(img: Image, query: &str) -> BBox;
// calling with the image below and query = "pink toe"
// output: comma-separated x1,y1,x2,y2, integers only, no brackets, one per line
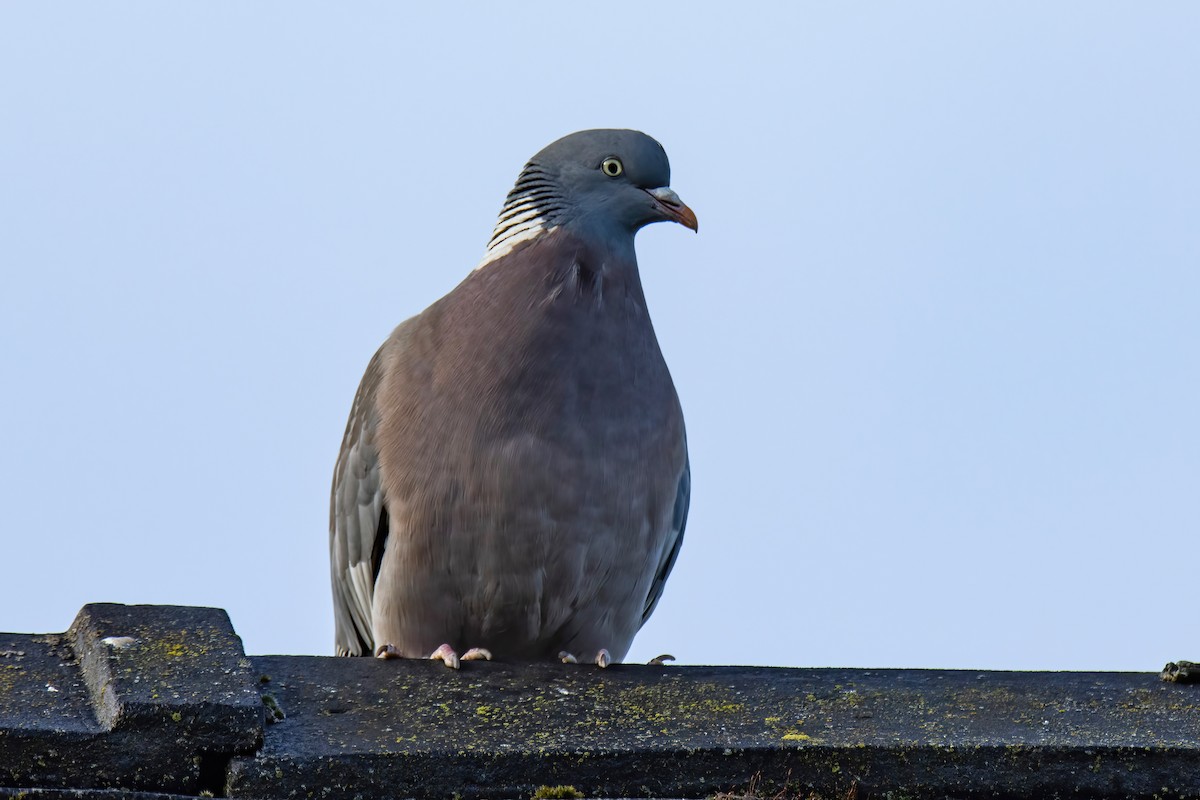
429,643,460,669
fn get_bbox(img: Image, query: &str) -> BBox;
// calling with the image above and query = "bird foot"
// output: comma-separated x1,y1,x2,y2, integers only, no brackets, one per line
558,648,612,668
374,643,491,670
648,653,675,666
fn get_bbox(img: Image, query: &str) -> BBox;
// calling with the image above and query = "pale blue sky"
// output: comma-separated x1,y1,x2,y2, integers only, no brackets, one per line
2,3,1196,670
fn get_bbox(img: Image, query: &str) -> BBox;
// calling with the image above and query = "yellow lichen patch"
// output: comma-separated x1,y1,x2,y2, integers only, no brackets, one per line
531,785,583,799
0,664,22,696
128,632,206,664
598,680,748,729
781,729,820,743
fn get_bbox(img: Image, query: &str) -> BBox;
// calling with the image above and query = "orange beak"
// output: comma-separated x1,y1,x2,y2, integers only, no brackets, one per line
647,187,699,233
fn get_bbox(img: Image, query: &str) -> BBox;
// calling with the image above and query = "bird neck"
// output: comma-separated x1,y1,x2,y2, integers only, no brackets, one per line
463,226,649,319
475,159,568,271
549,223,645,300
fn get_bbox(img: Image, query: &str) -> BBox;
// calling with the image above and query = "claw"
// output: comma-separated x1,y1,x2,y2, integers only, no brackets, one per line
429,643,460,669
374,644,401,659
648,653,675,666
559,649,613,667
462,647,492,661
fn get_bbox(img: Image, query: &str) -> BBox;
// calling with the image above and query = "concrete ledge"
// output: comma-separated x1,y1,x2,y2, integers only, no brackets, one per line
229,656,1200,799
2,604,1199,799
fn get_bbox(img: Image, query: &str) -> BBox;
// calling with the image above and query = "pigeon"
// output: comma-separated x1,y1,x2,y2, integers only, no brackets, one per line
329,129,695,668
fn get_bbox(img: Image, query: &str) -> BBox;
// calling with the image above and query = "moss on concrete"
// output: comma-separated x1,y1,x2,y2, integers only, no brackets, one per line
530,786,584,799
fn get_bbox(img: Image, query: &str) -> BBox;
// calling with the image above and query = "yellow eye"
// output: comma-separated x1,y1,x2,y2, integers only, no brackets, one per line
601,158,623,177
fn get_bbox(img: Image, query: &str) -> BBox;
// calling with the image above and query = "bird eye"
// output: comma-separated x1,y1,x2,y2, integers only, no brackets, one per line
601,158,623,177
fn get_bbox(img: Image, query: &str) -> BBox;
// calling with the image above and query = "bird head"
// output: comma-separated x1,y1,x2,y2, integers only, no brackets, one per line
535,129,698,235
481,129,696,268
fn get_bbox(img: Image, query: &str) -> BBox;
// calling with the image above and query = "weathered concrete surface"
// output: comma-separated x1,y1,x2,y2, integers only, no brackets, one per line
1,604,261,795
228,656,1200,800
67,604,261,746
0,791,196,800
4,604,1199,799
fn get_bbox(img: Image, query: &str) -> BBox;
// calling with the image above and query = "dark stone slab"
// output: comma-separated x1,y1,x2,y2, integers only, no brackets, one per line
1,604,262,794
68,603,262,748
228,657,1200,800
0,633,108,791
0,633,101,735
0,791,196,800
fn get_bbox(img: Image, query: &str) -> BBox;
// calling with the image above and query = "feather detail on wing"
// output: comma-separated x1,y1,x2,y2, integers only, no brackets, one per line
642,451,690,624
329,347,387,656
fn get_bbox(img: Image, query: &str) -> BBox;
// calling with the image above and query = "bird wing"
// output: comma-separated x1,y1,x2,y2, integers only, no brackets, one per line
642,449,690,624
329,346,387,656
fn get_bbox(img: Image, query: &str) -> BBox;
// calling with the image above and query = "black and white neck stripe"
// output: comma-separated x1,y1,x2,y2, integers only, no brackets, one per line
476,160,568,270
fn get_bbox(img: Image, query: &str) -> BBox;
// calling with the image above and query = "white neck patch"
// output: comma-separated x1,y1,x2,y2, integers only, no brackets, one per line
474,161,566,271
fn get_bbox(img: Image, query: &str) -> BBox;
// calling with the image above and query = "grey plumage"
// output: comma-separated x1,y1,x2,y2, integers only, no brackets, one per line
330,129,695,663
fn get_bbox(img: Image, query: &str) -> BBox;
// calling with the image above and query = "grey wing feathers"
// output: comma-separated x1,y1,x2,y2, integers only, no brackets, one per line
329,347,386,656
642,451,690,623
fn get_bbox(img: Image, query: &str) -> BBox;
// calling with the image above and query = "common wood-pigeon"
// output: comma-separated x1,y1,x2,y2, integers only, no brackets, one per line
329,129,695,668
